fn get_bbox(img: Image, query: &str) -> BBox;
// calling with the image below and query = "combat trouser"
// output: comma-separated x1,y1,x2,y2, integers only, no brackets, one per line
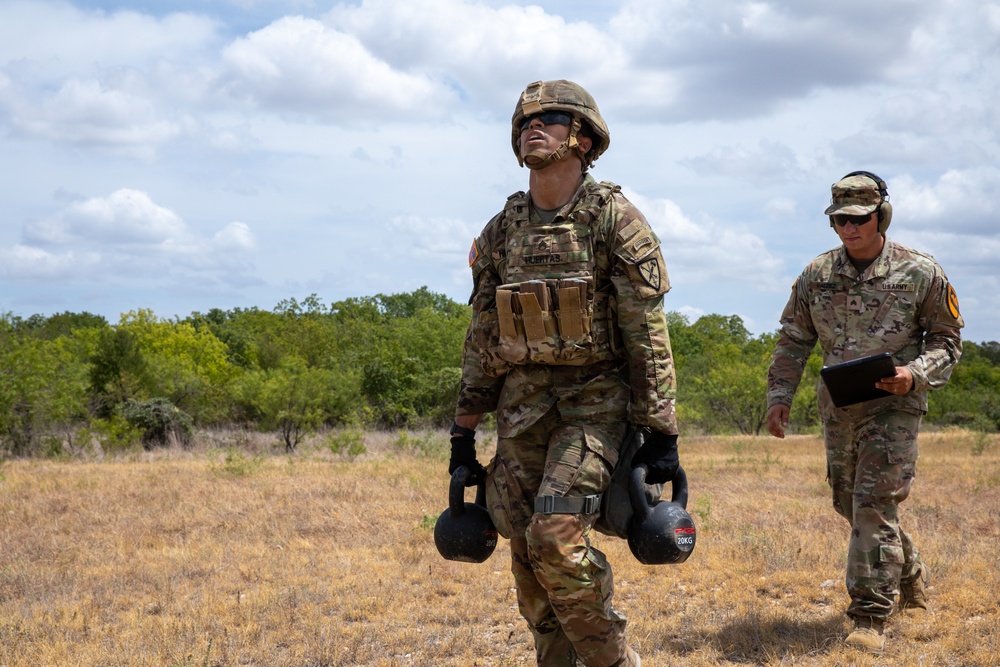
486,409,630,667
824,409,924,620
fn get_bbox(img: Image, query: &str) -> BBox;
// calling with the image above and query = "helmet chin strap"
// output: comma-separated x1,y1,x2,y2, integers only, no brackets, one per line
520,117,586,171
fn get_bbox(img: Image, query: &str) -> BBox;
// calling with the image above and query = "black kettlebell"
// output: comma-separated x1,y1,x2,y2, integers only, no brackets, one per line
434,465,498,563
627,464,696,565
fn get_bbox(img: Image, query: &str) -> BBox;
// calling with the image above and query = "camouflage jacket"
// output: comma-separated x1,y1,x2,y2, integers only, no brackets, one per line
456,175,679,437
767,237,963,421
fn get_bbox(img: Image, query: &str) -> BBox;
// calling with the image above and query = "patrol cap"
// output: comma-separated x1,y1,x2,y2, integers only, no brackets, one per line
823,174,883,216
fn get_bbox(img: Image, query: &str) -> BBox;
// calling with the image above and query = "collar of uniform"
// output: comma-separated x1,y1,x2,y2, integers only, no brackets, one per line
834,236,894,281
870,237,895,279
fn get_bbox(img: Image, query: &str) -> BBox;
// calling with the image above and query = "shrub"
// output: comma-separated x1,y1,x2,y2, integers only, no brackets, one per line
87,416,143,454
209,447,264,477
120,398,194,449
325,429,367,459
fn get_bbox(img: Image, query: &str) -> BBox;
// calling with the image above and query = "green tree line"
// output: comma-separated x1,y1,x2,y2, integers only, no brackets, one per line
2,287,997,457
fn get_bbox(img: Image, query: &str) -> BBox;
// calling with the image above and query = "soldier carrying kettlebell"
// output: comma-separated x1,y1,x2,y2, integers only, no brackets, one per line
449,79,684,667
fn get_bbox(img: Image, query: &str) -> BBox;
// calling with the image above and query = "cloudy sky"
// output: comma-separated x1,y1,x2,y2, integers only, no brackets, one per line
1,0,998,343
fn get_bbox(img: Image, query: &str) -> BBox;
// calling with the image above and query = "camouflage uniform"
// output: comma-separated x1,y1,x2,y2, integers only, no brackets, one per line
767,237,963,620
457,175,678,667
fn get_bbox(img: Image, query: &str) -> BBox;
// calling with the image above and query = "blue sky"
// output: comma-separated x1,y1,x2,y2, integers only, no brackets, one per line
1,0,998,343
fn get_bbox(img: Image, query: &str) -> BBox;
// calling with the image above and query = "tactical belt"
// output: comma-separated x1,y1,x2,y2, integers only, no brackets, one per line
534,494,602,515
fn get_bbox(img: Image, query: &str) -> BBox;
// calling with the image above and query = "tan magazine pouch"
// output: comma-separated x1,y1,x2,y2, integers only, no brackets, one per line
491,277,608,366
496,288,530,364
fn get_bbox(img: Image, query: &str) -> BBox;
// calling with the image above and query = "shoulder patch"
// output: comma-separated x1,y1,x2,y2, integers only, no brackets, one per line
468,238,479,267
947,284,960,319
638,258,662,291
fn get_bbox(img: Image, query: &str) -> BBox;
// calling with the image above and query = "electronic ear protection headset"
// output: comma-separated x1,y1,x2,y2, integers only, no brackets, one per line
833,170,893,234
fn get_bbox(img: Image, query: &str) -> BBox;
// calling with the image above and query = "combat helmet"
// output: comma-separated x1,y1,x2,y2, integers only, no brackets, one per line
824,171,893,234
511,80,610,171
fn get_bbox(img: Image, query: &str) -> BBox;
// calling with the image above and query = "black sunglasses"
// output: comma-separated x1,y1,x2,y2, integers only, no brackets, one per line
831,214,874,227
519,111,573,132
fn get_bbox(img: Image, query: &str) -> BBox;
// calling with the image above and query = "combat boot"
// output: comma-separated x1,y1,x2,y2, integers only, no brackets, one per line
899,562,929,614
845,616,885,655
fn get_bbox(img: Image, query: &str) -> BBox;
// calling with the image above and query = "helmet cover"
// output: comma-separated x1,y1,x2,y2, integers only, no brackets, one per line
511,80,610,170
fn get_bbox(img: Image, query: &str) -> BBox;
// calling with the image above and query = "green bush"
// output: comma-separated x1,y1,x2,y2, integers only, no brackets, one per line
325,428,367,459
209,447,265,477
120,398,194,449
87,416,144,454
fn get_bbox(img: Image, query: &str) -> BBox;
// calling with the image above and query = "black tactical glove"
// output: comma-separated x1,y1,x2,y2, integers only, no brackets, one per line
449,425,486,486
632,431,680,485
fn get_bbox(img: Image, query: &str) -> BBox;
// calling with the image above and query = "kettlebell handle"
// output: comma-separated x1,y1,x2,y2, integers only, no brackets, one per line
449,465,488,516
629,465,689,520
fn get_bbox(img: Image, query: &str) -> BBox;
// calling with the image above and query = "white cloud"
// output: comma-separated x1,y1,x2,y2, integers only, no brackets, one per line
0,244,101,281
5,78,188,154
624,189,784,289
25,189,188,245
325,0,630,114
682,139,805,186
0,2,217,155
875,91,987,138
893,168,1000,235
9,189,256,289
389,214,478,260
764,197,798,220
606,1,929,120
214,221,256,251
218,15,457,122
0,1,219,74
896,228,1000,276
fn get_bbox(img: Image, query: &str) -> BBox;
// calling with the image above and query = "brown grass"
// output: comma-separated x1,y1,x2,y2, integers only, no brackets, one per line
1,428,998,666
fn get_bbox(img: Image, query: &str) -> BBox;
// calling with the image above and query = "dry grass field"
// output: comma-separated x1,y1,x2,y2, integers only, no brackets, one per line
1,428,997,667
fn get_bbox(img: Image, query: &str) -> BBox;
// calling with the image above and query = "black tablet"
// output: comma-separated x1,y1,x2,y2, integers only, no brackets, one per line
820,352,896,408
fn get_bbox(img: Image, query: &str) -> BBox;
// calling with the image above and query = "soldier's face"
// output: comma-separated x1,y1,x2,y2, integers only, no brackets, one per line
834,211,883,259
519,116,571,159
